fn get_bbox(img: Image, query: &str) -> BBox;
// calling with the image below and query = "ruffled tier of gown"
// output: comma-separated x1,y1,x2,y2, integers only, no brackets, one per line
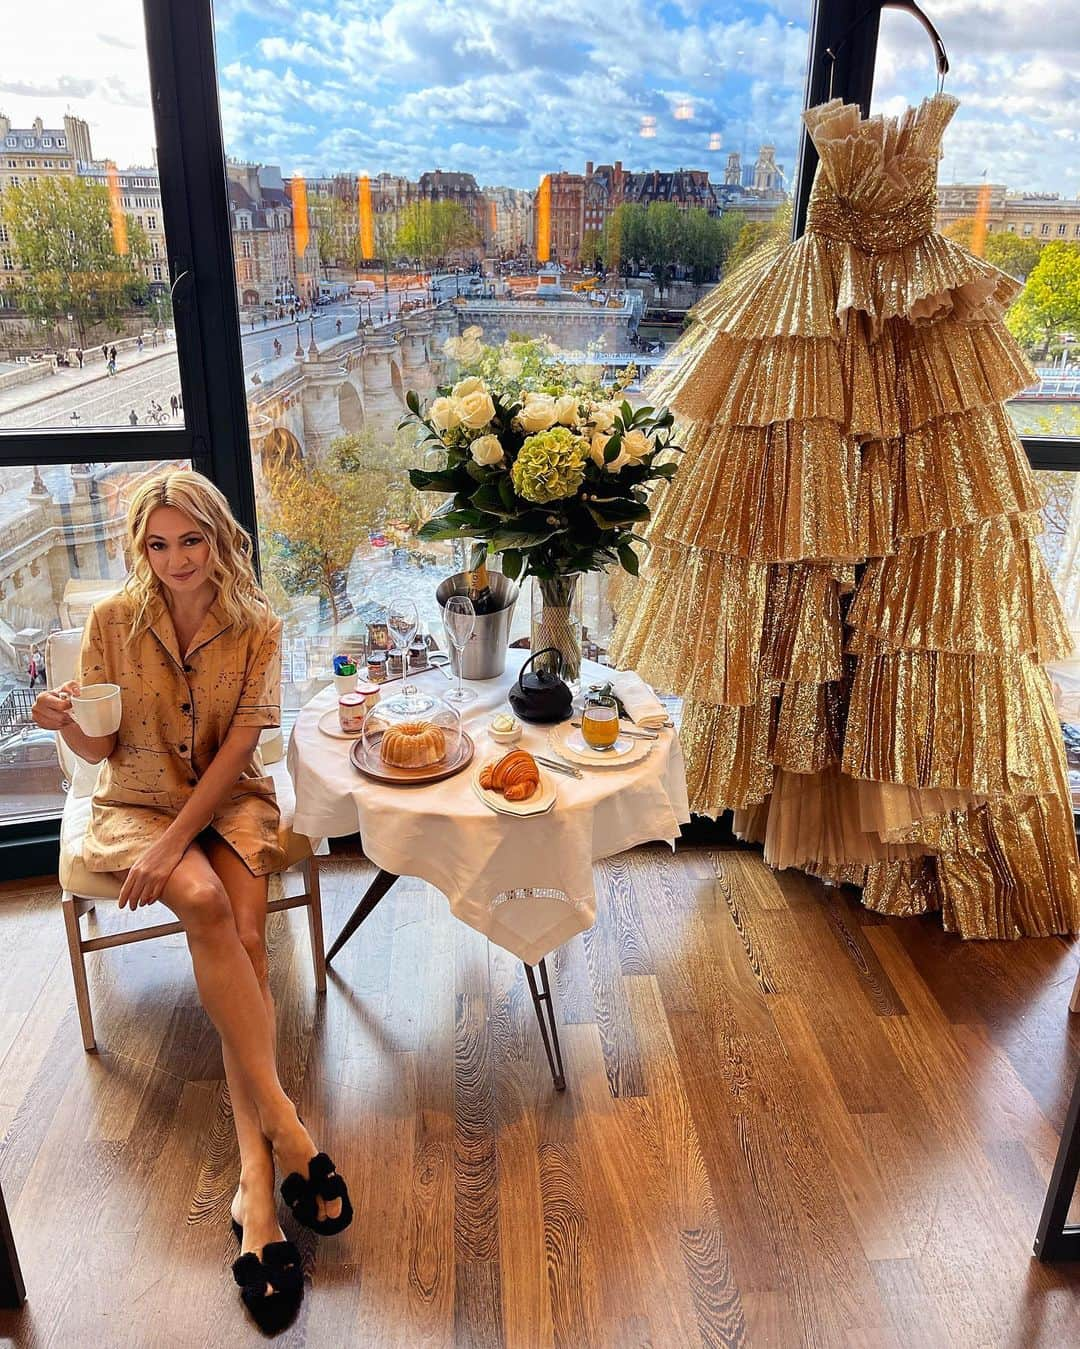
608,92,1080,938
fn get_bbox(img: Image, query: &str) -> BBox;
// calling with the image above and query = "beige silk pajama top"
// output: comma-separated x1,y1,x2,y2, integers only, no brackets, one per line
79,589,285,877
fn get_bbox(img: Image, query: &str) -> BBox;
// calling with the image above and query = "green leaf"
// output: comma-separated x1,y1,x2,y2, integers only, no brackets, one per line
603,433,622,464
617,542,640,576
470,483,515,517
621,399,633,425
408,467,464,492
406,389,420,414
500,548,523,581
488,527,561,551
497,474,517,511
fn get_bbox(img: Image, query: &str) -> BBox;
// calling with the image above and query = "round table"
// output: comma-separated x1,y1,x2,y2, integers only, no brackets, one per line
290,650,688,960
288,651,689,1087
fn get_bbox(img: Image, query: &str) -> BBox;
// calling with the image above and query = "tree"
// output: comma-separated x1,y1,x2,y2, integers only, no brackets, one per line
0,176,150,342
1006,241,1080,355
943,217,976,249
578,229,602,269
985,231,1043,282
642,202,683,296
394,200,479,274
260,428,417,628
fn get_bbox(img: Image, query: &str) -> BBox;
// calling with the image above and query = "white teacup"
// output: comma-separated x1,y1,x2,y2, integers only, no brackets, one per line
69,683,122,736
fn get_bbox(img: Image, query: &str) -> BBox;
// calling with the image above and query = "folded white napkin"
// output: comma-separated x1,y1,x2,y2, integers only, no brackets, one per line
609,669,669,728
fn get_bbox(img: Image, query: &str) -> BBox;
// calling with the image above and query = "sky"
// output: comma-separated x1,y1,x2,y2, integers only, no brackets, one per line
1,1,1078,196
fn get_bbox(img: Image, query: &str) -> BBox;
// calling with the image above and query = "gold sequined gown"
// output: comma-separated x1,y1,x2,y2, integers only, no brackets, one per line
609,93,1080,938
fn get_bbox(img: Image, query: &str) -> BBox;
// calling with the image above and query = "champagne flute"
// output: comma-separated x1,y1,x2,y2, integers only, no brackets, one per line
443,595,476,704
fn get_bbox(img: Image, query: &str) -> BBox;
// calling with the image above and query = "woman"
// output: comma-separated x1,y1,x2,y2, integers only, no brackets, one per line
33,469,351,1333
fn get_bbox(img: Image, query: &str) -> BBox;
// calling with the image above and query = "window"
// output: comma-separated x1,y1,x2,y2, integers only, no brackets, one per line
0,9,183,434
42,137,52,147
1042,223,1050,236
1059,223,1067,236
0,0,221,840
4,137,15,147
56,137,66,148
0,460,190,822
147,214,156,230
1023,223,1033,236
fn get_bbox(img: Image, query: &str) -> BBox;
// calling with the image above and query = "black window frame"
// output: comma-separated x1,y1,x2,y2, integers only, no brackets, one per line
0,0,1076,873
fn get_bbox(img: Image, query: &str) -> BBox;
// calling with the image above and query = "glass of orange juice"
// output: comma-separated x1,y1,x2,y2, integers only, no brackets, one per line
581,693,620,751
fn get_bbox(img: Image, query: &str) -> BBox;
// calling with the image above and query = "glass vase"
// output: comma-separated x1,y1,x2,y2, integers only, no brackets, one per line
530,574,584,690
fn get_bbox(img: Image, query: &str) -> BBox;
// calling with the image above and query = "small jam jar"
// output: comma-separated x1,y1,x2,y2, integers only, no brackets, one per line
367,649,388,684
354,680,380,712
338,692,366,734
408,637,429,672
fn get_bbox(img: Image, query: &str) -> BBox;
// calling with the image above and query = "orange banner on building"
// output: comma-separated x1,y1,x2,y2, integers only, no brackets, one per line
105,161,128,255
536,175,551,263
358,174,375,260
289,175,310,262
971,181,991,258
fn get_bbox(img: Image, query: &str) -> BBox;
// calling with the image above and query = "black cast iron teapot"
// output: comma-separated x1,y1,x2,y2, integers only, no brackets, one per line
508,647,573,724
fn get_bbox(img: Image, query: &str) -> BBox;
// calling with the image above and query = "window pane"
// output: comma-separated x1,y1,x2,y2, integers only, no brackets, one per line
0,1,183,431
1033,469,1080,810
0,459,189,825
212,0,812,704
871,5,1080,443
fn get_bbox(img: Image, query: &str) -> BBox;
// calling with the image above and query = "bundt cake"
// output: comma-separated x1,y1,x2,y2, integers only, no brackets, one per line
380,720,447,768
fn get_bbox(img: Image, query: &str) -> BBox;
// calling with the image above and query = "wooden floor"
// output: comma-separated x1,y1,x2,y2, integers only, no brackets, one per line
2,845,1080,1347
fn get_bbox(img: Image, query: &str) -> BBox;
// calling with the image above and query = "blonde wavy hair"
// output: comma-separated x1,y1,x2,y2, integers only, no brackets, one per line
124,468,268,641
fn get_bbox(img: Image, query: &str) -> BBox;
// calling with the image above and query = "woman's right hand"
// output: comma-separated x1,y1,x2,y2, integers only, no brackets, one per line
32,680,80,731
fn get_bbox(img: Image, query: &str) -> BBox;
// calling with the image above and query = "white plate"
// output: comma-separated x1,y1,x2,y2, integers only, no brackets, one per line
548,721,657,768
471,760,558,817
317,708,364,740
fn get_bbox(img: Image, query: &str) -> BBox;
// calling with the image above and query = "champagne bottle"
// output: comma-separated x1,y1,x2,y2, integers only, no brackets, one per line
463,546,497,614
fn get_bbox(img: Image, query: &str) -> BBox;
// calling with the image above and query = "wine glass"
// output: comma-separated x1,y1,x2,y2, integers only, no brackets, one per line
387,598,418,676
443,595,476,704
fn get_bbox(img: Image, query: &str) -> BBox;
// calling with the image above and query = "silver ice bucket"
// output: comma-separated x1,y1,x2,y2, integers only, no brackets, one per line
436,571,519,680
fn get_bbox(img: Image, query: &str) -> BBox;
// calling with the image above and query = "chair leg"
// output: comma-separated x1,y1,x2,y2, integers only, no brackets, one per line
1070,961,1080,1014
61,892,96,1052
304,855,327,994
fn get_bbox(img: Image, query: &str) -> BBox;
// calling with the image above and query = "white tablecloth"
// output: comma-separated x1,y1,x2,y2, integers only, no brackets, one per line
287,651,690,964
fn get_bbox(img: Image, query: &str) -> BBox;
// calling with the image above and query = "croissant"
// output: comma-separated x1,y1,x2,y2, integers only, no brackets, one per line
480,749,540,802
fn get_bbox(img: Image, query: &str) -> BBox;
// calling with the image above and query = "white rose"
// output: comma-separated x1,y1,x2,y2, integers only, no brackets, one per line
517,395,558,433
621,428,654,461
443,336,463,359
456,387,496,429
452,375,485,399
589,431,612,468
457,337,483,363
429,396,461,432
588,402,618,433
554,393,580,427
463,324,483,340
470,434,504,466
498,354,523,379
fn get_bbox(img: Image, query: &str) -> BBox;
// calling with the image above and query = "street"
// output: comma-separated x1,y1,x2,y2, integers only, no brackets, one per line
0,285,432,431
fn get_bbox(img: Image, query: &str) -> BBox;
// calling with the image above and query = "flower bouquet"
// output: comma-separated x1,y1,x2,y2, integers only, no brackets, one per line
402,334,682,682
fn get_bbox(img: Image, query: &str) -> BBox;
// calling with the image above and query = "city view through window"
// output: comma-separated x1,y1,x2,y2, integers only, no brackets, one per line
871,4,1080,645
2,2,1080,826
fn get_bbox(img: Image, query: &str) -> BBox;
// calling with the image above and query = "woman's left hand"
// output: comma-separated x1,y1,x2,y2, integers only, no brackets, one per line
118,837,186,910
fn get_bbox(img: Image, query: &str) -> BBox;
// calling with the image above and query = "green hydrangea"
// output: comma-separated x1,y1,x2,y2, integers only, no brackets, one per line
511,427,587,504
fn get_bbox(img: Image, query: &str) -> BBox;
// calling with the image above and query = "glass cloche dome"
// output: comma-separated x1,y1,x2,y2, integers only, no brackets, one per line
360,683,463,772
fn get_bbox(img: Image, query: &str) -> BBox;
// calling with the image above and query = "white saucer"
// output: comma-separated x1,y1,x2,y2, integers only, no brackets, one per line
472,760,558,817
317,708,364,740
548,721,656,768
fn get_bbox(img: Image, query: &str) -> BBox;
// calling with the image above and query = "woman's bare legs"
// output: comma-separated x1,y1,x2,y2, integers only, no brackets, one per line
201,838,282,1257
158,844,333,1213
